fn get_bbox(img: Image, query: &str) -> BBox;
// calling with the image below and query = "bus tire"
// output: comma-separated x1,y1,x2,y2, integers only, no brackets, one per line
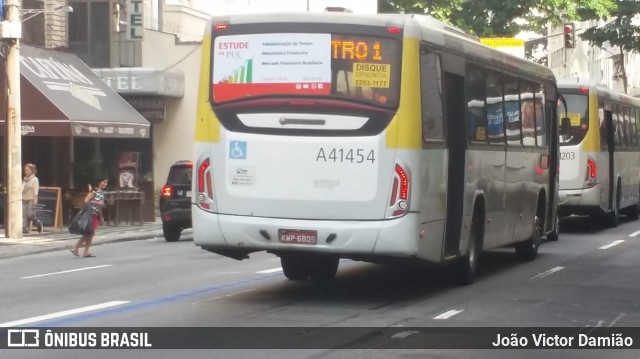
624,196,639,220
454,213,482,286
516,215,541,261
546,212,560,242
281,254,310,280
308,256,339,282
605,185,621,228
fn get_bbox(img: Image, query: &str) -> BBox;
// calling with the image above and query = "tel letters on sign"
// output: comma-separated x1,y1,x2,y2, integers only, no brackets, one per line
128,0,144,41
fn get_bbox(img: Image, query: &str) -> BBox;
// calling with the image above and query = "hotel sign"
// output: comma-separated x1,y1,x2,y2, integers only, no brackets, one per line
93,68,185,97
126,97,166,123
128,0,144,41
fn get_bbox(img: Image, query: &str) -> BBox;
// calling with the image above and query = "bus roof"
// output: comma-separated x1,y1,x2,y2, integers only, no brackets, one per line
205,12,556,83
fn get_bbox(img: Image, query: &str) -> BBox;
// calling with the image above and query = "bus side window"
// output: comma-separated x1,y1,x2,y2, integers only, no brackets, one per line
632,108,640,147
618,105,626,147
534,84,546,147
465,63,486,144
504,75,521,146
420,47,445,142
624,106,632,146
612,104,620,147
598,100,607,149
545,83,555,147
485,70,505,145
520,81,536,147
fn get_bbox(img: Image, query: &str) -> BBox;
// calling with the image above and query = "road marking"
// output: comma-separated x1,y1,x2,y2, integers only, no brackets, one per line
531,266,564,279
391,330,419,339
199,289,256,303
599,240,624,250
433,310,463,320
22,265,113,279
629,230,640,238
257,267,283,274
0,301,129,327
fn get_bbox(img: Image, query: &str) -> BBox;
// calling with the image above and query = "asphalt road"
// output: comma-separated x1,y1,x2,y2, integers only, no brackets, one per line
0,215,639,359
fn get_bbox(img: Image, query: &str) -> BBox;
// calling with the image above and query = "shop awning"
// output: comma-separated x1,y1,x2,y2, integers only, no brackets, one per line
0,45,150,138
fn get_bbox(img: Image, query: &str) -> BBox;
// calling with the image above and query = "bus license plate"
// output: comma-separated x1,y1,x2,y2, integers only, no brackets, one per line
278,229,317,245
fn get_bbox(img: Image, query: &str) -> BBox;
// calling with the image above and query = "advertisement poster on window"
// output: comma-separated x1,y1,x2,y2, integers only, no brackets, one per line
212,33,332,101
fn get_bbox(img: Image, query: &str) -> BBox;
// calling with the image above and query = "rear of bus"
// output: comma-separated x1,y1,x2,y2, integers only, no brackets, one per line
192,14,421,265
557,83,602,216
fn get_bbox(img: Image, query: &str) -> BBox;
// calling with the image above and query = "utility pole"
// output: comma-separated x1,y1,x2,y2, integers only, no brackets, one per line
3,0,23,239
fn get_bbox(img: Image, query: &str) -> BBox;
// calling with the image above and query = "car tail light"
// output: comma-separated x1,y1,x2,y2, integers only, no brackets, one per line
197,158,215,211
161,185,172,199
389,164,410,218
585,157,597,188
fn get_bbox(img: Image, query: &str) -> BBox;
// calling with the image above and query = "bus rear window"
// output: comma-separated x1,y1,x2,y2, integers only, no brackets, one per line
558,93,588,145
211,32,401,107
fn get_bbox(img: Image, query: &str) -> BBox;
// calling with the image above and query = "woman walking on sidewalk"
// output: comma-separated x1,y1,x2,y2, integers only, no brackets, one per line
22,163,43,234
70,177,107,258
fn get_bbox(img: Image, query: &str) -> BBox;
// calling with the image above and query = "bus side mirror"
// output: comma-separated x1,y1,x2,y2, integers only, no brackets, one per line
560,117,571,136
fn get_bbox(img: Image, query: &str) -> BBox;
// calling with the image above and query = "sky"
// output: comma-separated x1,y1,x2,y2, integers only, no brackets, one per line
201,0,378,16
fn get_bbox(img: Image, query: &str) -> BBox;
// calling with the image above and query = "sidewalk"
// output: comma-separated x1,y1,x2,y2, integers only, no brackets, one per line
0,219,166,259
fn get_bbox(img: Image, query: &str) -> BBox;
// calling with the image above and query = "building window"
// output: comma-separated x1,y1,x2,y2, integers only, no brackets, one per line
69,1,110,67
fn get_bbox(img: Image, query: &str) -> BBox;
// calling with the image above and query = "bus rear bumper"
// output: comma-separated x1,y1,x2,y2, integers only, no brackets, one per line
558,185,603,214
192,208,424,260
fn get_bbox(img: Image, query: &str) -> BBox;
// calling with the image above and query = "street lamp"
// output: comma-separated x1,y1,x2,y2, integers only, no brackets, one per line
1,1,72,240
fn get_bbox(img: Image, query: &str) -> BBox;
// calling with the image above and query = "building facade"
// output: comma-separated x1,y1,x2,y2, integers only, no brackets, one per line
548,19,640,97
18,0,209,220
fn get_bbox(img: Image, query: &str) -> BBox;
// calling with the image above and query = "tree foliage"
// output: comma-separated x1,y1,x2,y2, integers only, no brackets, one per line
380,0,616,37
579,1,640,53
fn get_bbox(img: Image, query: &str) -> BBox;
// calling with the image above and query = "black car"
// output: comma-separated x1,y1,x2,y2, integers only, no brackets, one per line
160,160,193,242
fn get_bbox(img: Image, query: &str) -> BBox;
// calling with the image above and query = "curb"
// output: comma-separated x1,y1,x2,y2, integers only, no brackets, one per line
0,231,165,260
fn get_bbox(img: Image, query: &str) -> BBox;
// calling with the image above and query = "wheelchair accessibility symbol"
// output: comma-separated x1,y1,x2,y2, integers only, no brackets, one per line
229,141,247,160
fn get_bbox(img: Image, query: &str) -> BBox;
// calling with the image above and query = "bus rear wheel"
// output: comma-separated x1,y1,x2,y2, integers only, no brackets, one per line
624,200,640,221
516,215,541,261
281,254,310,280
604,190,620,228
454,217,481,285
308,256,339,281
546,212,560,242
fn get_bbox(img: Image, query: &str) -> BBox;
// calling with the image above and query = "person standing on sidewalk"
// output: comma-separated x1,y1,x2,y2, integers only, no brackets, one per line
22,163,43,234
70,177,107,258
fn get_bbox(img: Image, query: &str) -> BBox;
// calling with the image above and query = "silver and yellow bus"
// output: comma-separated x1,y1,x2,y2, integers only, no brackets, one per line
192,13,560,284
558,78,640,227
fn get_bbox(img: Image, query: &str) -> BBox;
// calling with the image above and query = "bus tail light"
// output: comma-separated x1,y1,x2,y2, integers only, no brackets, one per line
389,164,410,218
197,158,216,211
214,23,229,31
585,158,597,188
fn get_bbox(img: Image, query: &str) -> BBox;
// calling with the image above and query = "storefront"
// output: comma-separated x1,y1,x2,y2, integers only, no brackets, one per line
0,45,153,224
91,67,186,187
